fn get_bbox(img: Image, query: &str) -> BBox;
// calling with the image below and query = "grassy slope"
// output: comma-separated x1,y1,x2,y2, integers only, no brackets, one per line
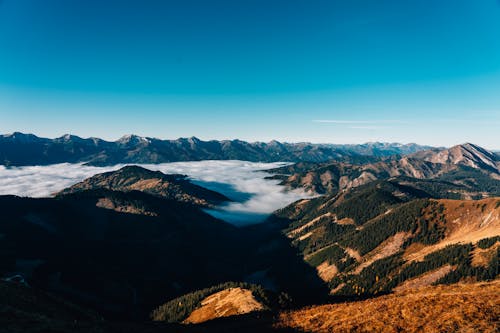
3,278,499,333
277,280,500,333
276,188,500,297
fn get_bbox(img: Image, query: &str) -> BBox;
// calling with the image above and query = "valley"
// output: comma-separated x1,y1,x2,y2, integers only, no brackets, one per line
0,160,311,225
0,140,499,332
4,2,499,331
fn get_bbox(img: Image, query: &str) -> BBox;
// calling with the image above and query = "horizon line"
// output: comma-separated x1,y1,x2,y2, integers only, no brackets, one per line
3,131,493,150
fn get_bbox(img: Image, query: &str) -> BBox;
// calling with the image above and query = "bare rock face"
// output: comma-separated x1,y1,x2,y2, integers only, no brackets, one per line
416,143,499,173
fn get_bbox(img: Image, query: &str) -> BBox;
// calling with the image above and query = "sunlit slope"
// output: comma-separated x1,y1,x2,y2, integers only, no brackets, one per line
271,182,499,296
277,280,500,333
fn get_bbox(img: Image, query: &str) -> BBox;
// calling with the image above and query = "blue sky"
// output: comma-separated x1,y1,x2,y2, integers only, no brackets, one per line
1,0,499,149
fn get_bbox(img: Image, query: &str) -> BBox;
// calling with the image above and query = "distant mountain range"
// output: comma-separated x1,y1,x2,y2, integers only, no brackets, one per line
269,143,500,196
0,132,435,166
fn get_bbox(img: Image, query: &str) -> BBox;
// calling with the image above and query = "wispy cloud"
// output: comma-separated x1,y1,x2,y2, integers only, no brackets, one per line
349,126,386,130
0,161,313,226
313,119,408,124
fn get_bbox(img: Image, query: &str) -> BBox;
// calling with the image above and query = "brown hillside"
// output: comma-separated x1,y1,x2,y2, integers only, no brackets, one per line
277,280,500,333
275,143,500,196
416,143,499,173
57,165,229,207
404,198,500,262
183,288,264,324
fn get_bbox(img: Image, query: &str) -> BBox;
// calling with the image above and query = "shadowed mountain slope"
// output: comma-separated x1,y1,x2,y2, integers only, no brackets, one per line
57,165,230,207
0,168,327,322
0,190,241,318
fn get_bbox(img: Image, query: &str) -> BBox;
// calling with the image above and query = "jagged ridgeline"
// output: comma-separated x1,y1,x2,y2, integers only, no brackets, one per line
269,143,500,198
0,132,433,166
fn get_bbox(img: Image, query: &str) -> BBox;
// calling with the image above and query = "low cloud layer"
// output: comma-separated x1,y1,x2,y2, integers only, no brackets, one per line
0,161,313,226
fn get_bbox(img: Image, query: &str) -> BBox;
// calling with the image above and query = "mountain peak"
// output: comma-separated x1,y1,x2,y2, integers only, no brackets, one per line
187,136,202,145
2,132,42,143
459,143,496,157
116,134,149,145
57,134,84,142
268,139,284,146
0,132,446,166
57,165,229,207
111,165,185,181
423,143,499,173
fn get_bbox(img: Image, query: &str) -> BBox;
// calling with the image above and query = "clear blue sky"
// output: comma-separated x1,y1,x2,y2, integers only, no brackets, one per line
1,0,499,149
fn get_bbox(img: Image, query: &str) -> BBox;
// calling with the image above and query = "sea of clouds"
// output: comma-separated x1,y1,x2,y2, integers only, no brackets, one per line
0,160,313,226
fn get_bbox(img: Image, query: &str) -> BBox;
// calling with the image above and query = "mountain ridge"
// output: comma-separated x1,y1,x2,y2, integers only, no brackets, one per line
57,165,230,208
270,143,500,196
0,132,435,166
268,179,499,297
1,140,499,331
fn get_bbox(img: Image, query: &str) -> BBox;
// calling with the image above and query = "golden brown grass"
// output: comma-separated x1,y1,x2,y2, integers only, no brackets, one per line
404,198,500,262
277,280,500,333
287,213,334,238
183,288,264,324
472,242,500,267
316,261,339,282
354,232,411,274
393,265,455,292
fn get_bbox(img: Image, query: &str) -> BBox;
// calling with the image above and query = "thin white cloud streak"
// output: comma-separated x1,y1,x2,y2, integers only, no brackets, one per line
314,118,500,125
349,126,387,130
0,161,313,226
313,119,408,124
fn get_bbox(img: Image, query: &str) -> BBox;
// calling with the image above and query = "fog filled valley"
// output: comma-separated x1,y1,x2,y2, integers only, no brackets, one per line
0,160,312,226
4,0,500,331
0,158,329,331
1,136,499,332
